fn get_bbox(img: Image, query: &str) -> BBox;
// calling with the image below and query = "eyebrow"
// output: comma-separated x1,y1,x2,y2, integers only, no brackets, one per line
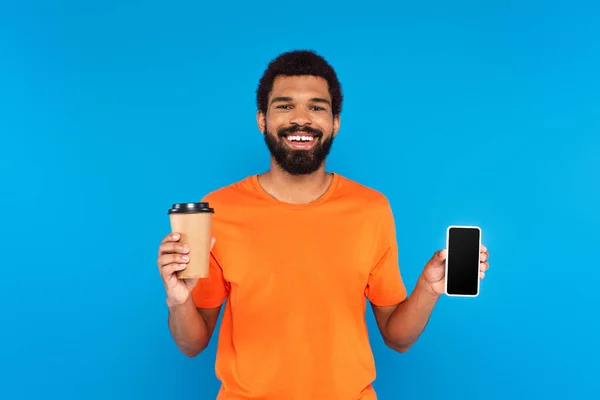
270,96,331,106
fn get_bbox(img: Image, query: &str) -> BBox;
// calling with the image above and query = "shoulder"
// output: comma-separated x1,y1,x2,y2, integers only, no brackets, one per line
335,174,392,212
200,175,256,206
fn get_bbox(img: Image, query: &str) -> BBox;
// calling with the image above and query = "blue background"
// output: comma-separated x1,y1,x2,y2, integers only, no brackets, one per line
1,1,598,399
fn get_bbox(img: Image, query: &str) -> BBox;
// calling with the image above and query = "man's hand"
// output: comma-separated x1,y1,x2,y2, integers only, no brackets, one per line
157,232,216,306
372,245,490,352
421,245,490,296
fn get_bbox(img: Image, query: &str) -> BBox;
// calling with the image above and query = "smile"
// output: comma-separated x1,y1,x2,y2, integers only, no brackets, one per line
283,133,319,150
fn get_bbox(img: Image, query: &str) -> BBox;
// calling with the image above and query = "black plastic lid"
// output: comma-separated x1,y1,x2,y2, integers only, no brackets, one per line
168,202,214,214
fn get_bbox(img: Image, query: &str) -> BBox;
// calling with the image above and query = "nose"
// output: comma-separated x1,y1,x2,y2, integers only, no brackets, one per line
289,107,312,127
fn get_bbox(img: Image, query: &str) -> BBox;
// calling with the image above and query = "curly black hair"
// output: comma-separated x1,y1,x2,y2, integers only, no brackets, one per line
256,50,343,116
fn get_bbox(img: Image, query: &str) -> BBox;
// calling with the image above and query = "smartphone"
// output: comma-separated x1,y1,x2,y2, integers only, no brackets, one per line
445,225,481,297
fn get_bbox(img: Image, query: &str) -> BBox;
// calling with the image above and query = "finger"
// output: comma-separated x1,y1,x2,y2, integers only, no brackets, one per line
481,244,488,253
480,252,488,262
210,236,216,250
480,262,488,272
162,232,180,244
435,249,447,260
158,253,189,268
159,241,190,256
184,278,200,290
428,249,447,268
480,271,485,279
160,262,187,278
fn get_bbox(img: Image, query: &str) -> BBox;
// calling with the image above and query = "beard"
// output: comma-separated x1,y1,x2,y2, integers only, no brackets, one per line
263,123,335,176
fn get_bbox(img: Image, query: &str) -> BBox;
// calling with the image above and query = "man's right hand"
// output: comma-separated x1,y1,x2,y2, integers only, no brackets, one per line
157,232,216,306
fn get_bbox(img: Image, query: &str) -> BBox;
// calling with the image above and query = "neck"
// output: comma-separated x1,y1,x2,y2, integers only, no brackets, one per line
257,161,334,204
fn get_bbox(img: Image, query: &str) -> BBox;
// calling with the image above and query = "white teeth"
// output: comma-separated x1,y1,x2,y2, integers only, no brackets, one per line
287,135,314,142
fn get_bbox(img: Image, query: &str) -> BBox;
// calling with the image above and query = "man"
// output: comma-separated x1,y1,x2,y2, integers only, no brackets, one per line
157,50,490,399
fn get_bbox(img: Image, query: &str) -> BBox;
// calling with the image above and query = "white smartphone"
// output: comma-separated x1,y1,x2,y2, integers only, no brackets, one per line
445,225,481,297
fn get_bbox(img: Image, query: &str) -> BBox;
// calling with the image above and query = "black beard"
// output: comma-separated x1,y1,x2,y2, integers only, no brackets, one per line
263,123,335,176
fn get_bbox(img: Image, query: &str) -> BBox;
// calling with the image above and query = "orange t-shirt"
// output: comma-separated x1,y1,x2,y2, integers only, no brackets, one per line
192,173,407,400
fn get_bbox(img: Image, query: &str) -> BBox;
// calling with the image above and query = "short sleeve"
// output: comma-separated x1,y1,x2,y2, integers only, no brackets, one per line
364,201,407,306
191,244,229,309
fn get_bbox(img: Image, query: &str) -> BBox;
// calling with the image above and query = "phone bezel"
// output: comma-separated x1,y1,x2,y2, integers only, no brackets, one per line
445,225,481,297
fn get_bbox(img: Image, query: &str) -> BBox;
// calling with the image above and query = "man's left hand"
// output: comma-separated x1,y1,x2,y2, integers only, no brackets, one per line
420,245,489,296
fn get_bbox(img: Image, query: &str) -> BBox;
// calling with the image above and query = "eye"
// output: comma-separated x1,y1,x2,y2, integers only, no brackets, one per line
276,104,292,110
310,106,326,111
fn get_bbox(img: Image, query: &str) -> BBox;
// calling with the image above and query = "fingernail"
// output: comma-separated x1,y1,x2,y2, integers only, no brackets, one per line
182,255,189,261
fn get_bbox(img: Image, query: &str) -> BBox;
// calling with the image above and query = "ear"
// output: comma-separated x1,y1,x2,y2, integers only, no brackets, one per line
257,110,266,134
332,114,341,137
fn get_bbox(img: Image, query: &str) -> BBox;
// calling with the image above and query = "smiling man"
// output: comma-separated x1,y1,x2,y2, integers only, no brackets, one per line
156,50,490,400
260,72,338,177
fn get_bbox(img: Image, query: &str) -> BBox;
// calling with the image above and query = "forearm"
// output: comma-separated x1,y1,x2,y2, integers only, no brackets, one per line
384,277,441,352
167,296,210,357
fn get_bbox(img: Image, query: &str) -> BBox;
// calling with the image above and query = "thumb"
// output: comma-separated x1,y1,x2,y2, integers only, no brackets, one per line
184,278,200,290
428,249,447,268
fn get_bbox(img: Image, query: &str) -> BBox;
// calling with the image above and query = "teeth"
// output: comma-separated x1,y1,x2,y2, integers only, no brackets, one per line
287,135,314,142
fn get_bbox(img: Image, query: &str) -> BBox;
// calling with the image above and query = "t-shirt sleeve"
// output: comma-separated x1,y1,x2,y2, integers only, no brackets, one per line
364,200,408,306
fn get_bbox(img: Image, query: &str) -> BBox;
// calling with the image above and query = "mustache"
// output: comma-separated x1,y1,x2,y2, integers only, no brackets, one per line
277,125,323,138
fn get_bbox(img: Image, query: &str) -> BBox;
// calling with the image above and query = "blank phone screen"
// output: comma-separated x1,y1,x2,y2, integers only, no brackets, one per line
447,227,480,296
